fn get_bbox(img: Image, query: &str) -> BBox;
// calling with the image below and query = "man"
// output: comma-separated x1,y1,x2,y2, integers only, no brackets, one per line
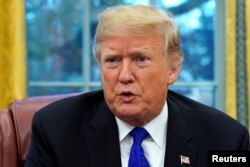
25,5,249,167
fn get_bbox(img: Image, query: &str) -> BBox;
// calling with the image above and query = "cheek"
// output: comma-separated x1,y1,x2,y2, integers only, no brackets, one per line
101,69,118,89
102,72,115,103
157,63,171,85
139,76,166,95
138,67,169,97
141,65,169,86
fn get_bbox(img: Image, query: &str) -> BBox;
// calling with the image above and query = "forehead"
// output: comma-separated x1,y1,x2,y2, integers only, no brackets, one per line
99,34,165,54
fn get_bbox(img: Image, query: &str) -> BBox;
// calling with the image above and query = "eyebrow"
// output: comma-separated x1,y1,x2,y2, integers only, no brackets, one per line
101,45,153,57
129,47,153,55
131,44,156,50
102,52,121,59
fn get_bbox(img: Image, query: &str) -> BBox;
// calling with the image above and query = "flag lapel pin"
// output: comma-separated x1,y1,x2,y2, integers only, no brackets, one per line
180,155,190,165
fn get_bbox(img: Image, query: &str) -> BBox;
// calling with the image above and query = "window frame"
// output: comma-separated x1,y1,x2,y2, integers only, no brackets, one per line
28,0,226,111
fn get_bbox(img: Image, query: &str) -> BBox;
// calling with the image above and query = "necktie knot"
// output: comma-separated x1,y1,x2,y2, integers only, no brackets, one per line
129,127,149,145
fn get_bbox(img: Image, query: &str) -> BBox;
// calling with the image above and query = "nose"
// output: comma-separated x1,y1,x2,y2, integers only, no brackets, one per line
118,59,134,84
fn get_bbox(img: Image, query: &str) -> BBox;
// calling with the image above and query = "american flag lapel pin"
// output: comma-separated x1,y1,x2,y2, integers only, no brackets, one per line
180,155,190,165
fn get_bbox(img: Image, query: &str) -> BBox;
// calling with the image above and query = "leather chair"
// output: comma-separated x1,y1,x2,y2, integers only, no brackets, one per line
0,93,80,167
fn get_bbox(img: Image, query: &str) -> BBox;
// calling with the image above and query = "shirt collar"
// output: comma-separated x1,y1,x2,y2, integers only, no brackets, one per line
115,117,134,142
115,101,168,149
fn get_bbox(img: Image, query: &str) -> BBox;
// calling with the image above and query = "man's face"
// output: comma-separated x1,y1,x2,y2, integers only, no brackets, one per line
98,33,180,126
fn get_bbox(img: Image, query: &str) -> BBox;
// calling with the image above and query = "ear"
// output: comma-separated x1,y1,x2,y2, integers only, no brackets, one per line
167,64,181,85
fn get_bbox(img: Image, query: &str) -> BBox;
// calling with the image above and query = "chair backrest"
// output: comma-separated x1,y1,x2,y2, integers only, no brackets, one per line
0,109,18,167
0,93,80,167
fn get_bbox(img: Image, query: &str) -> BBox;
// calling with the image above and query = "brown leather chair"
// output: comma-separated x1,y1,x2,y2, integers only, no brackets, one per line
0,93,80,167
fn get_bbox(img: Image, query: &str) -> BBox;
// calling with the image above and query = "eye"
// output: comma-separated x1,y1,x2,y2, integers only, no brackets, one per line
134,55,151,67
106,57,117,63
135,56,147,62
103,56,121,68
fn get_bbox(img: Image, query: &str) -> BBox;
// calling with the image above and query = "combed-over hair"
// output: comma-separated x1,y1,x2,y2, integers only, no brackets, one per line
93,5,183,65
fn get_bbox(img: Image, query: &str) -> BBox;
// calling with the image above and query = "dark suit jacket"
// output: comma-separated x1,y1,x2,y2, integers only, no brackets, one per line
25,90,249,167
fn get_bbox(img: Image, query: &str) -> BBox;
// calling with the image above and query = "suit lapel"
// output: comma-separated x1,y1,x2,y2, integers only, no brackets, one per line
82,91,198,167
164,98,197,167
83,101,122,167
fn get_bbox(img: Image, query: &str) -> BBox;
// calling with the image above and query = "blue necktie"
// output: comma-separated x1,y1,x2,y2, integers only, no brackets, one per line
128,127,150,167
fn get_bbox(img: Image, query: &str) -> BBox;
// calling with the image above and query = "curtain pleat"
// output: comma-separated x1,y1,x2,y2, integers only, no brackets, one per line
0,0,27,110
246,0,250,130
226,0,237,119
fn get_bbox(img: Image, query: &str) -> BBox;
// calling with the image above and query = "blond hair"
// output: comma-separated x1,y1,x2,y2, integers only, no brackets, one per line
93,5,183,64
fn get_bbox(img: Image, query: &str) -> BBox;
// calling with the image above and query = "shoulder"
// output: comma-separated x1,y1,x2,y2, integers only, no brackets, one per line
168,89,231,120
167,90,249,148
34,90,105,127
167,90,243,128
39,89,103,111
45,89,103,107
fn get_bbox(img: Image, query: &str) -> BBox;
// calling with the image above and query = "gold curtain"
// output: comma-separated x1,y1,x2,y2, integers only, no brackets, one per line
226,0,250,129
226,0,237,119
0,0,27,110
246,0,250,130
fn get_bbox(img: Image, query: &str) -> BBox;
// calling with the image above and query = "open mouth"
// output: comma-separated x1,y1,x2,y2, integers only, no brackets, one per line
121,92,133,96
119,91,135,102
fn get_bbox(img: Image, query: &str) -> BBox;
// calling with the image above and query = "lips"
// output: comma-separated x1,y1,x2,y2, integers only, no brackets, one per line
119,91,136,102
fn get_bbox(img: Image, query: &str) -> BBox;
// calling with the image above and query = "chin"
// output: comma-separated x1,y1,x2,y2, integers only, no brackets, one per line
116,104,142,116
118,114,149,126
116,107,147,122
116,109,140,117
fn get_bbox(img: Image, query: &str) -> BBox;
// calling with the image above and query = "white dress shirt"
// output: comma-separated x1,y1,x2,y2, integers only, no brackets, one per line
115,102,168,167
